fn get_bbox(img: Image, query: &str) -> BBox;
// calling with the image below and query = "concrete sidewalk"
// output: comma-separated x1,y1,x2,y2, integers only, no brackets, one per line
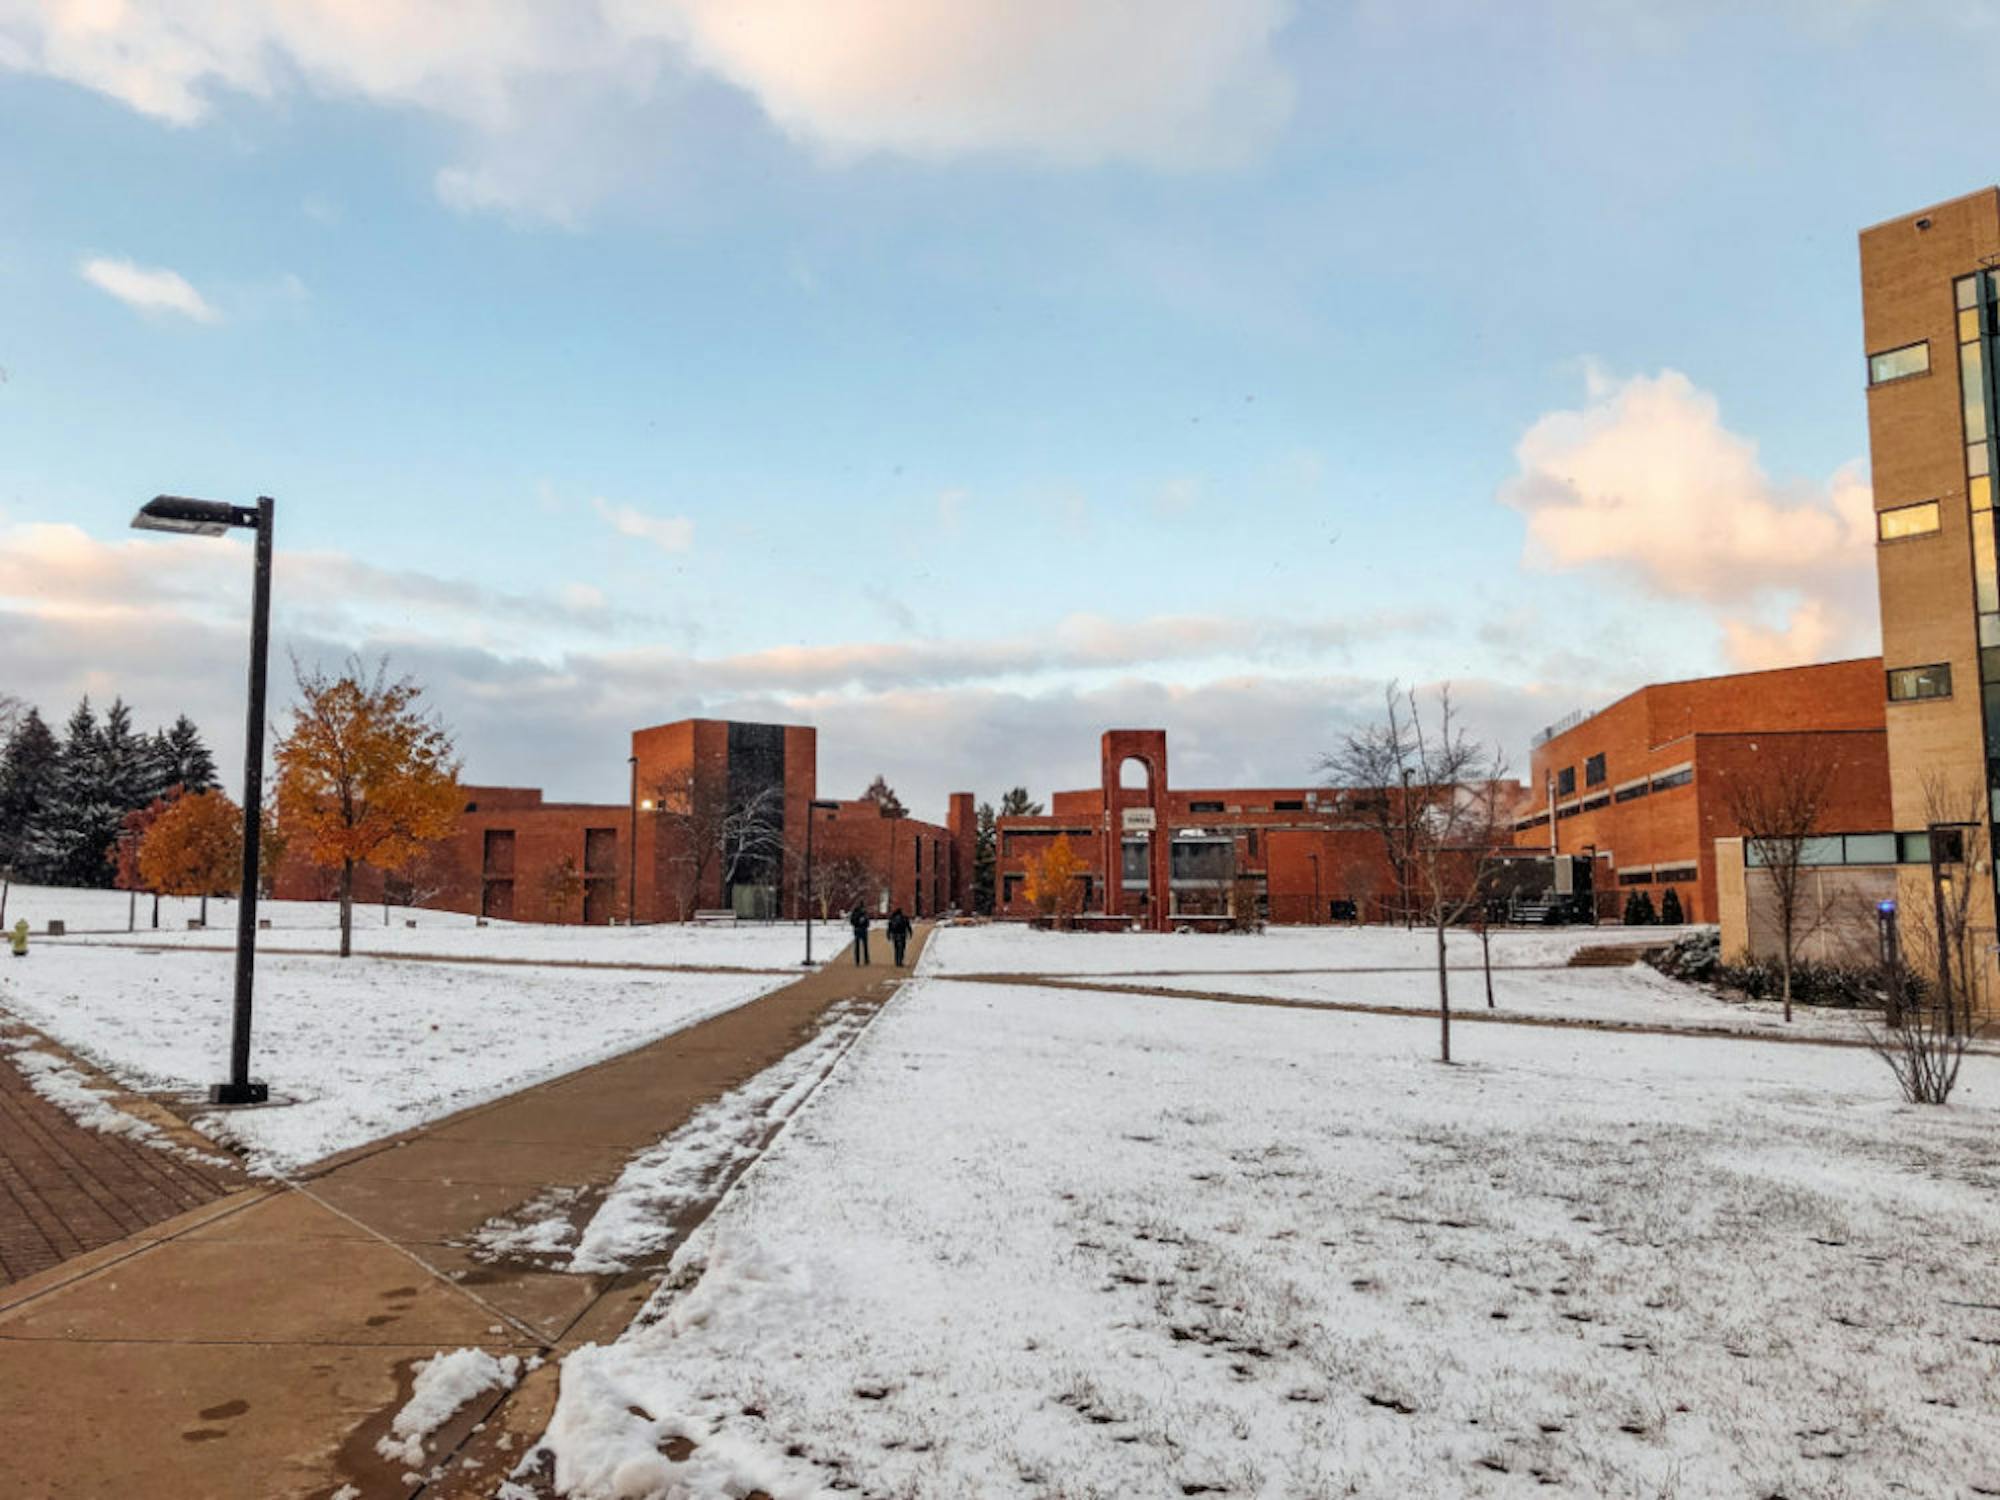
0,928,929,1499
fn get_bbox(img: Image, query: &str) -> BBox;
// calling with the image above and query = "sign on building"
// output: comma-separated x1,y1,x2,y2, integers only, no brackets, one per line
1122,807,1157,832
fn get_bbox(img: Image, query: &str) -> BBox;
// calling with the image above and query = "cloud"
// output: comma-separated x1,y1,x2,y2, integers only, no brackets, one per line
592,498,695,553
2,3,1298,219
1499,367,1879,670
78,256,219,322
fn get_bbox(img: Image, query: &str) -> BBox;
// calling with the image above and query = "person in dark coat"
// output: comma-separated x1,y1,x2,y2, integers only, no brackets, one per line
886,907,912,967
848,904,871,965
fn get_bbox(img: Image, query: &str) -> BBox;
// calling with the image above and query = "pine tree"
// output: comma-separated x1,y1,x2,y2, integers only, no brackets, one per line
1623,888,1657,926
98,698,154,819
157,715,218,795
1658,886,1684,925
30,697,123,887
998,786,1044,818
972,801,998,915
861,774,907,819
0,708,59,880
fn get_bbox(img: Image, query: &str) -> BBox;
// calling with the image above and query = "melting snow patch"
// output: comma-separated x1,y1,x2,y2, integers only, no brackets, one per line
376,1348,521,1469
4,1046,230,1166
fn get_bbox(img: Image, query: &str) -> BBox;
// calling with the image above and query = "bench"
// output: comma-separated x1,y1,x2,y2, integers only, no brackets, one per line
691,910,739,927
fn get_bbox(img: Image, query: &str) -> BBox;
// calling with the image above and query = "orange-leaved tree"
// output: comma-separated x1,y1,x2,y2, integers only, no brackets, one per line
138,788,242,927
273,658,462,957
1021,832,1087,927
111,786,181,931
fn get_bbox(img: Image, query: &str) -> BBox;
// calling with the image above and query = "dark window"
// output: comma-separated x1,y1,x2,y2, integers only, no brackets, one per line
1555,766,1576,797
1656,866,1697,884
1887,663,1952,702
584,827,617,875
1617,870,1652,887
1002,873,1024,901
1651,767,1693,793
1273,799,1305,811
1613,783,1649,804
1557,804,1581,820
1900,828,1966,864
1121,840,1148,882
1579,794,1609,813
1584,753,1606,787
1188,800,1224,813
1246,829,1259,858
1868,341,1930,385
482,829,516,876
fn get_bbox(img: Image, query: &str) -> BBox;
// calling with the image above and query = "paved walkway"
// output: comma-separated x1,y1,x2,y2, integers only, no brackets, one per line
0,1024,247,1286
0,930,927,1500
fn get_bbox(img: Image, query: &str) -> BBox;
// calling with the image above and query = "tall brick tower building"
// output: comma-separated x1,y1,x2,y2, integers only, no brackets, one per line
1859,188,2000,977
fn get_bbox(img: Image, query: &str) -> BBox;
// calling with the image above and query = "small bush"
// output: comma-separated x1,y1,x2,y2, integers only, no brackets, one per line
1646,929,1901,1010
1622,889,1657,926
1658,887,1684,925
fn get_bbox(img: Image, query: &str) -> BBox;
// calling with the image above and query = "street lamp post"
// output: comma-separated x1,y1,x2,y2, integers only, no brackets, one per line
802,798,839,965
1307,850,1321,925
131,495,273,1106
627,754,639,927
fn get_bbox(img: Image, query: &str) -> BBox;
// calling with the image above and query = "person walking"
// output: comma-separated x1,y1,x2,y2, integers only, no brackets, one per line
848,904,871,966
887,907,912,968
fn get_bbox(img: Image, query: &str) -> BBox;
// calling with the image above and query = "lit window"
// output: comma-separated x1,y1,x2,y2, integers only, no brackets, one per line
1869,342,1931,385
1887,663,1952,701
1878,500,1941,541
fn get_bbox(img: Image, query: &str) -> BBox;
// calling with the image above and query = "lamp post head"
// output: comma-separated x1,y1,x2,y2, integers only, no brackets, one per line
132,495,259,536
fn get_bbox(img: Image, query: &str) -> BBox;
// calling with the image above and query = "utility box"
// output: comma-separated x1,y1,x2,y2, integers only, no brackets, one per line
46,920,64,936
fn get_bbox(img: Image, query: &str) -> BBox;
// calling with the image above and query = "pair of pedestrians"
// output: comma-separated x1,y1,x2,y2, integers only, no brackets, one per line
848,905,912,967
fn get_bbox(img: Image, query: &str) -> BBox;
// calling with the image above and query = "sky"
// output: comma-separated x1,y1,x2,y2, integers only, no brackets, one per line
1,0,1992,815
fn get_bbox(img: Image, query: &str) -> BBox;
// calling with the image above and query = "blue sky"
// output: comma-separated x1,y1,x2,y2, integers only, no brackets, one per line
1,1,1991,811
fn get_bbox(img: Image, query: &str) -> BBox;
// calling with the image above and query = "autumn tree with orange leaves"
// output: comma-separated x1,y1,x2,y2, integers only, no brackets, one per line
138,788,242,927
1021,831,1088,928
273,659,461,957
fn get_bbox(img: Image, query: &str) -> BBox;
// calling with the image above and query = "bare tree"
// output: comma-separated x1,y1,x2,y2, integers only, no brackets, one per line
1722,743,1839,1023
1402,684,1509,1064
649,767,788,920
1320,686,1422,930
1869,777,1983,1104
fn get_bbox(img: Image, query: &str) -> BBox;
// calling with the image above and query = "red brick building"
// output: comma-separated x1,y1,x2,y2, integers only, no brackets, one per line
1515,659,1893,923
274,717,975,925
994,729,1429,928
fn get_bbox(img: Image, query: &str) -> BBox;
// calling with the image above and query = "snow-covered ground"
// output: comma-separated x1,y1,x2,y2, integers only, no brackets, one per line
537,940,2000,1498
926,920,1707,976
0,942,796,1172
6,881,838,968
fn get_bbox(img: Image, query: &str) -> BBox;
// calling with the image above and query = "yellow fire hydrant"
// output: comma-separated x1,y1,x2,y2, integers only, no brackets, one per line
8,919,26,957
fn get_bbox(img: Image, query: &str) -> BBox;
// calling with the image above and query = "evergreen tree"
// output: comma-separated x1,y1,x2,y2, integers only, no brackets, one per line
98,698,155,818
0,707,59,879
1622,888,1657,926
860,774,907,819
1658,886,1684,925
157,715,218,795
29,697,111,886
998,786,1044,817
972,800,998,915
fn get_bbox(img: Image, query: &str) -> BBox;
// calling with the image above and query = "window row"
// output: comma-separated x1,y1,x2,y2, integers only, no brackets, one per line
1743,829,1961,867
1887,663,1951,702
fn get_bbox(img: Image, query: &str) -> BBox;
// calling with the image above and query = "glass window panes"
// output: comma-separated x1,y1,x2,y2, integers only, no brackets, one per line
1887,663,1953,701
1878,500,1941,540
1976,524,1998,612
1965,343,1989,440
1870,342,1931,384
1975,476,1993,512
1845,833,1896,864
1983,614,2000,649
1963,307,1983,342
1982,645,2000,683
1799,837,1844,866
1972,442,1992,478
1959,276,1980,310
1898,831,1931,863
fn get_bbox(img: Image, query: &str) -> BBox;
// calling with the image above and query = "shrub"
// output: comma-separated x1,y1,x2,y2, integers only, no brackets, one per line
1658,887,1684,925
1622,889,1657,926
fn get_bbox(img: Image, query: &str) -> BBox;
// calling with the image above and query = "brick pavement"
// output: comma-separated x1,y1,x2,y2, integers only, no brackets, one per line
0,1026,247,1286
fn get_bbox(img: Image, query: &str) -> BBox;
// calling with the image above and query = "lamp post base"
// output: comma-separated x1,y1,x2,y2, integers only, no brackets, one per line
208,1080,270,1106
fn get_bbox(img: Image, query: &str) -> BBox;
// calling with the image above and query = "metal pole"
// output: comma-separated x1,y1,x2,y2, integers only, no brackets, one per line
1929,829,1956,1037
1309,851,1320,925
627,755,638,927
218,497,272,1105
802,806,815,966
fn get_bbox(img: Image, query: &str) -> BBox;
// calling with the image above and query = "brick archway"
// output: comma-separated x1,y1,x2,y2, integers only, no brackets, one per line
1101,730,1170,931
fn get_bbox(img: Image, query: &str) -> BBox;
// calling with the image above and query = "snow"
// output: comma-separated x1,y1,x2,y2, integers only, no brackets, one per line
924,919,1708,976
535,924,2000,1499
0,1024,230,1165
467,1001,874,1277
376,1347,520,1468
0,940,796,1173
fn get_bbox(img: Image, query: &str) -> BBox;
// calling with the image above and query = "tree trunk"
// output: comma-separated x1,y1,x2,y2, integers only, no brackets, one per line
339,859,354,958
128,889,136,933
151,891,159,928
1436,919,1452,1063
1481,923,1494,1009
200,891,209,926
1781,949,1793,1024
0,874,8,927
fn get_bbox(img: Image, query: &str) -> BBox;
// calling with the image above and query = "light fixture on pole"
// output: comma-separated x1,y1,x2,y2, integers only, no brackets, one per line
802,799,840,965
131,495,274,1106
627,754,639,927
